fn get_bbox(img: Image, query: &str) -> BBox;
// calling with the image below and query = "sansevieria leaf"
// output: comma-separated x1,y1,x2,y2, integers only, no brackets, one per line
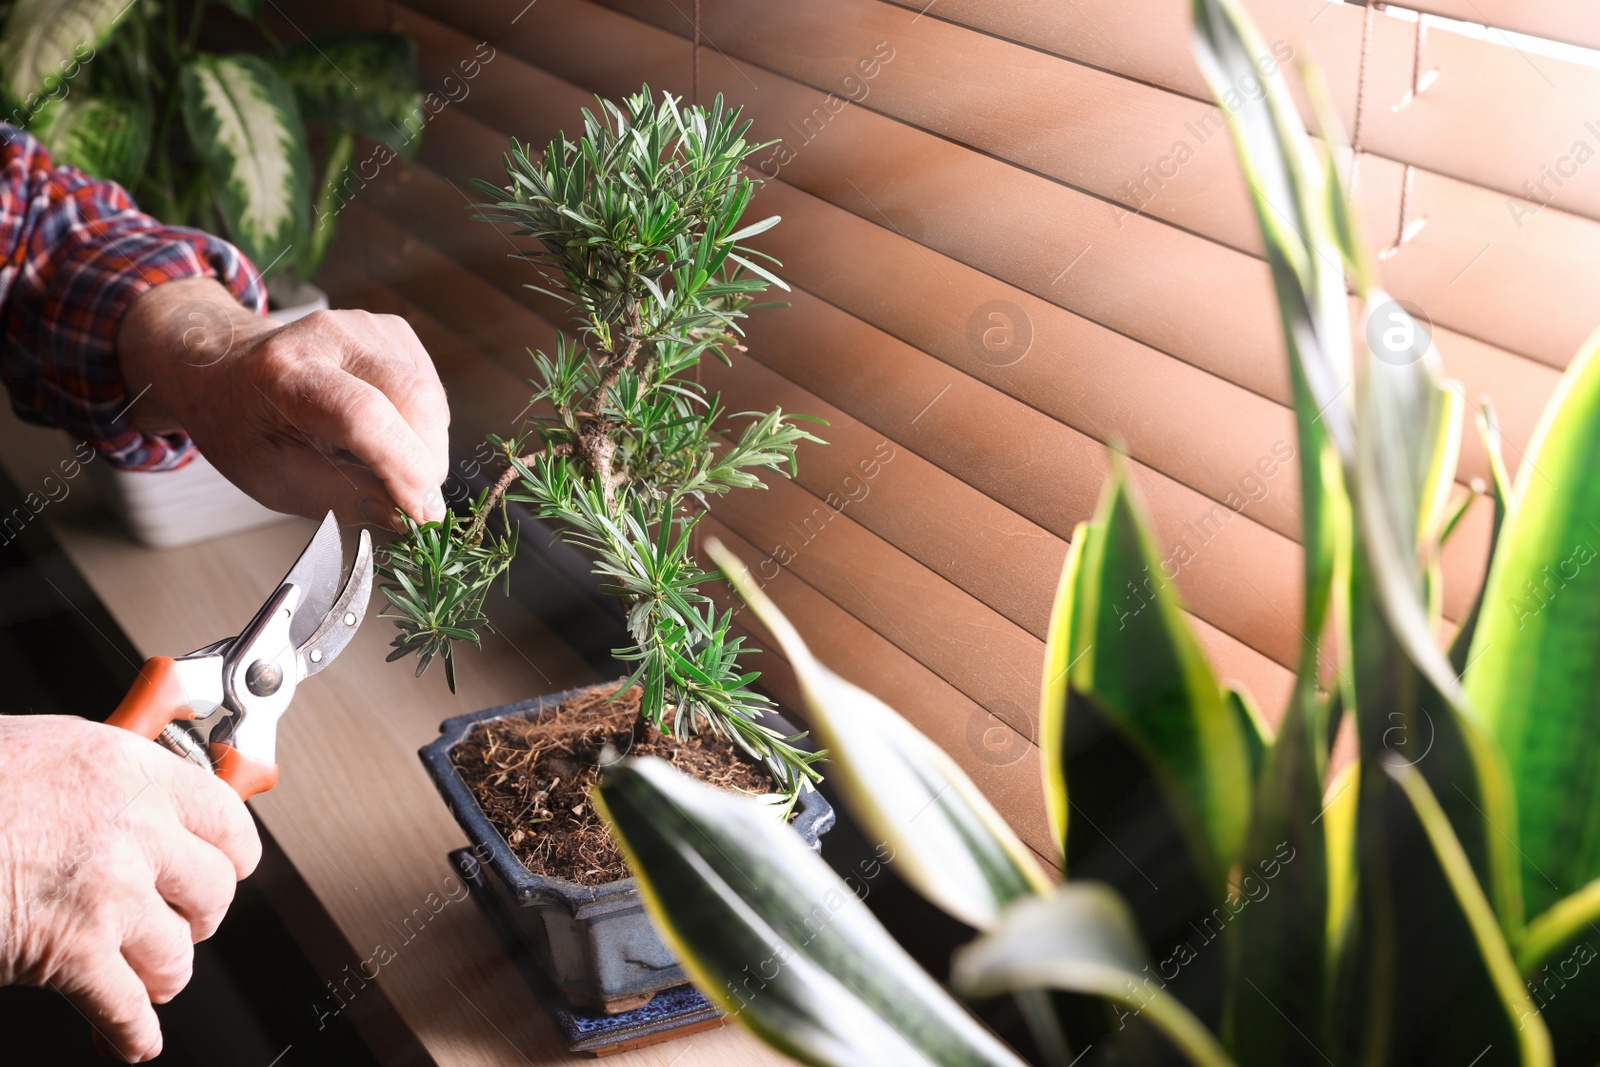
181,53,310,272
709,539,1049,931
1466,327,1600,921
1041,455,1252,1033
1447,401,1514,675
1511,868,1600,1062
595,756,1030,1067
0,0,125,103
268,31,423,156
1382,758,1553,1066
953,886,1237,1067
31,93,149,187
1338,291,1526,1065
1189,9,1353,1055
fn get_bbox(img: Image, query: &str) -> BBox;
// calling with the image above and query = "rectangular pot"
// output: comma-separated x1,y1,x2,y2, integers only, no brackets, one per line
419,685,833,1014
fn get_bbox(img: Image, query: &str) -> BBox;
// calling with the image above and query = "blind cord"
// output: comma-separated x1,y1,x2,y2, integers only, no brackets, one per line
1349,0,1377,197
692,0,703,107
1353,3,1431,259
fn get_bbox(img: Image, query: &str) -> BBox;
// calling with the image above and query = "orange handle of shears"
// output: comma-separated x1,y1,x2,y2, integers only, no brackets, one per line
106,657,279,800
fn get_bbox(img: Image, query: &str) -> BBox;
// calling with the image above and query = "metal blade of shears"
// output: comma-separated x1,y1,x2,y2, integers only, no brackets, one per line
297,528,373,678
281,511,344,649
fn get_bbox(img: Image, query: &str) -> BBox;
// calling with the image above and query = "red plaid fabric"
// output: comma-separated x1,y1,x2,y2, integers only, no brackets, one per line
0,124,265,471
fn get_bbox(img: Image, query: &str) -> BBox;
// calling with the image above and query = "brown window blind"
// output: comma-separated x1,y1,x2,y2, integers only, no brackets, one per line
273,0,1581,862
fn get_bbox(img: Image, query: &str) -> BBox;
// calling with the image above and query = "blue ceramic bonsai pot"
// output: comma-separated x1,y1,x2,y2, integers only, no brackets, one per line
420,685,834,1013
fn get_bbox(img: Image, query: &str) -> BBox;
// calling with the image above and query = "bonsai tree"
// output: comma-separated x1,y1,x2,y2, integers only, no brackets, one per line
591,2,1600,1065
378,87,825,793
0,0,423,282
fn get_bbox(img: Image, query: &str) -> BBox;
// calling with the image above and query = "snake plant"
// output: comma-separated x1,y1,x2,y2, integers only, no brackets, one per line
590,1,1600,1063
0,0,422,280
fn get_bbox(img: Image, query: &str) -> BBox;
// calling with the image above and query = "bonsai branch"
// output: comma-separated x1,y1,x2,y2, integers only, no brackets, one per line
575,305,644,508
464,442,571,547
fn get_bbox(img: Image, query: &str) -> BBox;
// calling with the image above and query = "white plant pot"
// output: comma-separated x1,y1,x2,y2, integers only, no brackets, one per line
92,280,329,548
264,277,330,324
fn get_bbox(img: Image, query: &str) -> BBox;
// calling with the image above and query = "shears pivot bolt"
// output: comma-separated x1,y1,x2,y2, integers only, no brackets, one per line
246,660,284,697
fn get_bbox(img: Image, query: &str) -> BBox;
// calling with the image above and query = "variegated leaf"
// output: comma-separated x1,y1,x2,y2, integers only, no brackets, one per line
709,538,1050,931
181,53,310,272
596,756,1030,1067
32,93,149,187
0,0,124,104
269,31,423,156
953,886,1237,1067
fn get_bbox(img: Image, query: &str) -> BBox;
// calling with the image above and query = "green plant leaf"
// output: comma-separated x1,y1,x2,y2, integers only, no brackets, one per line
31,93,150,187
268,30,423,156
1448,401,1514,675
1192,4,1529,1062
299,124,354,281
1049,458,1253,882
1336,302,1527,1064
1188,12,1355,1048
181,53,310,272
0,0,125,103
595,756,1030,1067
1465,327,1600,920
1518,878,1600,975
1383,757,1553,1066
1226,687,1267,784
1039,456,1253,1031
951,886,1236,1067
212,0,262,19
1511,880,1600,1063
709,538,1049,930
1229,683,1329,1067
1344,290,1519,904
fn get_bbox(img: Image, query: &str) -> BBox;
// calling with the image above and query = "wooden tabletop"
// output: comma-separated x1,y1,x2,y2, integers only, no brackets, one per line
0,409,797,1067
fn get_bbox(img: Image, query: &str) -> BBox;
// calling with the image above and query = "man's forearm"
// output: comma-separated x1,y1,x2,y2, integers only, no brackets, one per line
118,277,276,437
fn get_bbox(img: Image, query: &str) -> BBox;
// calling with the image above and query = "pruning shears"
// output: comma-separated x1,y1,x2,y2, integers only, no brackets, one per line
104,512,373,799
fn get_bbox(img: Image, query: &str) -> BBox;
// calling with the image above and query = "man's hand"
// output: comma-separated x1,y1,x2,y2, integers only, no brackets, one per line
118,277,450,528
0,715,260,1062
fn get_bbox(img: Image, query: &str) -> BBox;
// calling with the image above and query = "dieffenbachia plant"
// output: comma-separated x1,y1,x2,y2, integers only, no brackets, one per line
0,0,422,280
378,88,826,793
589,1,1600,1063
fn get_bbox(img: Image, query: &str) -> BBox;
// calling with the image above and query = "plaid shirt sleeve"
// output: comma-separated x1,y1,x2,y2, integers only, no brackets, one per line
0,123,266,471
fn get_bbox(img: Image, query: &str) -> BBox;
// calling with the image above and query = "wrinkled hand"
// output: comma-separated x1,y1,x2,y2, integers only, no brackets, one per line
118,277,450,528
0,715,260,1062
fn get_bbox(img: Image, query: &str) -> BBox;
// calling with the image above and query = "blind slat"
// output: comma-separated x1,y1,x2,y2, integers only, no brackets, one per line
704,519,1056,857
1398,1,1600,52
873,0,1600,225
587,0,1600,373
398,0,1593,382
389,0,1563,467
